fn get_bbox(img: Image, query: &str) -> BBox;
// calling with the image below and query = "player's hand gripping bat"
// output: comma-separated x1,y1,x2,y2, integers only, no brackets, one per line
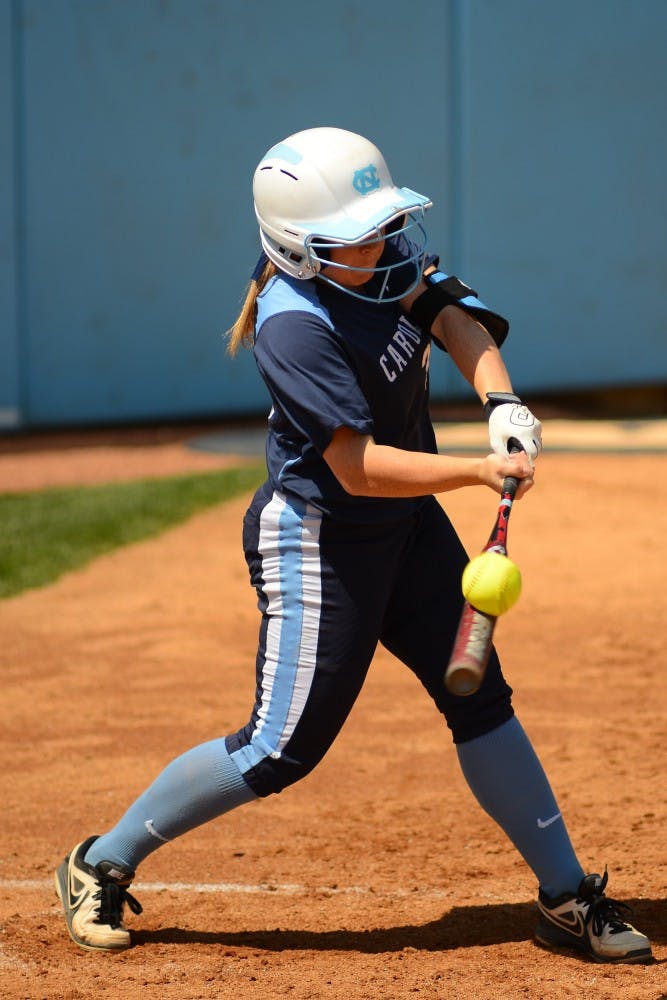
444,447,523,697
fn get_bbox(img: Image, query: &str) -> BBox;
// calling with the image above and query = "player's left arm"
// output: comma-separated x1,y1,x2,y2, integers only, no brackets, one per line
401,275,512,400
400,280,542,461
440,309,543,462
432,304,513,401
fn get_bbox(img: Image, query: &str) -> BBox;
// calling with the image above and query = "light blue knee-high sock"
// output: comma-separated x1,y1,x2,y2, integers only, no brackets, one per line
84,738,257,872
456,716,584,897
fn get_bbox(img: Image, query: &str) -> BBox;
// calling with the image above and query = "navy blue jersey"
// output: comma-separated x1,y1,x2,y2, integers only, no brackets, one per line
253,236,507,522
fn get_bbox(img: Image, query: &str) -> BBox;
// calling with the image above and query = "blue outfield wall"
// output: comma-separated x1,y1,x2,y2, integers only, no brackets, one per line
0,1,21,428
453,0,667,400
1,0,666,429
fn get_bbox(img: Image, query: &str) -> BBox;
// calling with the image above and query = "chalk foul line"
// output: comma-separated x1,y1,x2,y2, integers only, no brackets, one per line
1,878,455,899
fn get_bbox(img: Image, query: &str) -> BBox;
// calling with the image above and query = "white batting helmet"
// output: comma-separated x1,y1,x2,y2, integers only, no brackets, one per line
252,127,432,301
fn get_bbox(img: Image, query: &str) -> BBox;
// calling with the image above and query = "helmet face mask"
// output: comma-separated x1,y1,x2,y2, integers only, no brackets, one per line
306,210,429,302
253,128,432,302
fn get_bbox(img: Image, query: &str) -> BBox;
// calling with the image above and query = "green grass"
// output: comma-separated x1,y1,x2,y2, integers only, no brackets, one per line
0,464,265,599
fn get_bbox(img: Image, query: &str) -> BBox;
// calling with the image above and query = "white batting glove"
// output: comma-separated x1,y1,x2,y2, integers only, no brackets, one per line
485,392,542,462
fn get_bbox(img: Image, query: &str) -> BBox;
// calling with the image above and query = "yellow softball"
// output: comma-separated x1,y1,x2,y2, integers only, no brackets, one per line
461,551,522,617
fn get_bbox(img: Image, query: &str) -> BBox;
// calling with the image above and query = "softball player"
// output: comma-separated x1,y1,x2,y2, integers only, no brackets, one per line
55,127,651,964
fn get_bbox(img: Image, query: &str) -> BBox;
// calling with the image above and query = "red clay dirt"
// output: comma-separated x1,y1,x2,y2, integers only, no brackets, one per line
0,433,665,999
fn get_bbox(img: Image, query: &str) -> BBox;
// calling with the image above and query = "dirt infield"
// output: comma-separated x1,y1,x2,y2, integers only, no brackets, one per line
0,434,665,999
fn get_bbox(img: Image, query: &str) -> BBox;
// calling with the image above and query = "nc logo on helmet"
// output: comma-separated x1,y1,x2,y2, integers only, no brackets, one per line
353,164,381,196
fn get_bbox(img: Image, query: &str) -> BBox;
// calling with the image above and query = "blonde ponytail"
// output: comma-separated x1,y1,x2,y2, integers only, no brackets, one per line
227,259,277,355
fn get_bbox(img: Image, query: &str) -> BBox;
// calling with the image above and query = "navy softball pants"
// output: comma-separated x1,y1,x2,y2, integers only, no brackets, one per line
226,483,514,798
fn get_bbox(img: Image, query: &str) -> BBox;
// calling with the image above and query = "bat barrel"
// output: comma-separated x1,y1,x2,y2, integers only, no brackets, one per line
444,444,524,698
444,605,496,697
445,662,486,697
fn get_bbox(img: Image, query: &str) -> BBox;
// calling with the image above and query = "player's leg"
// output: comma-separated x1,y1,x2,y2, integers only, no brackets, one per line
56,486,408,950
53,735,254,952
380,496,651,962
225,488,416,796
457,719,651,962
379,497,584,893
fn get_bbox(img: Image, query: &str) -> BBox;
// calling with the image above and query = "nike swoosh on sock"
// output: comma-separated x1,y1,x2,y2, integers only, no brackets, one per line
144,819,170,842
537,812,562,829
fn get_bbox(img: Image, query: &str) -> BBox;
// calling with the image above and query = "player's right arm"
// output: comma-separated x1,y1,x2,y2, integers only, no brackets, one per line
323,427,533,498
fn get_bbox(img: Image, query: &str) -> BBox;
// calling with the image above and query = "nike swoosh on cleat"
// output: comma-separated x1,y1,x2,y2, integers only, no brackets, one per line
68,872,90,912
541,905,587,938
537,812,562,829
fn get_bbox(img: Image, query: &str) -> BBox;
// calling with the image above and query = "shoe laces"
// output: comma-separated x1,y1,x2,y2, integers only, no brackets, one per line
579,869,633,937
94,879,143,929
